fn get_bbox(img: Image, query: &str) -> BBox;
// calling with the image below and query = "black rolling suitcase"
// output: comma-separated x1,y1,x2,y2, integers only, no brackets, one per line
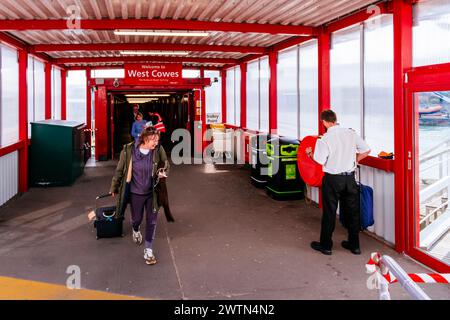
94,194,124,239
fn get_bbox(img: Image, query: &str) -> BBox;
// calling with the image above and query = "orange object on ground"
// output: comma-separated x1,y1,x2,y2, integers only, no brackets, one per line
297,135,324,187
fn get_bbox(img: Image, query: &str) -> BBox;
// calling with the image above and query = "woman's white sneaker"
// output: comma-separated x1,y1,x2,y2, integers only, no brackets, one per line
144,248,157,265
132,229,143,245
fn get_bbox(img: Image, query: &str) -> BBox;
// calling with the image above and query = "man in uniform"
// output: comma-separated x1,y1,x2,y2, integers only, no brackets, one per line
306,110,370,255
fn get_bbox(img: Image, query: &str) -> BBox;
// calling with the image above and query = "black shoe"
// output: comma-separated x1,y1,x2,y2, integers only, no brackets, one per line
310,241,332,255
341,241,361,255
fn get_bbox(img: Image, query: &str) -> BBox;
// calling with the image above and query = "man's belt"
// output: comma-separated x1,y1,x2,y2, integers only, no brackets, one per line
325,171,355,176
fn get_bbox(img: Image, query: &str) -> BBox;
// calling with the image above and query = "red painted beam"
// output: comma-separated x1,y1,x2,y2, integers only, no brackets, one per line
0,32,27,50
268,50,277,134
0,19,317,36
0,141,25,158
327,1,389,33
56,56,237,65
393,0,413,254
33,43,266,54
45,62,52,119
240,62,247,129
18,50,28,193
221,69,227,124
318,27,330,135
61,69,67,120
272,36,315,52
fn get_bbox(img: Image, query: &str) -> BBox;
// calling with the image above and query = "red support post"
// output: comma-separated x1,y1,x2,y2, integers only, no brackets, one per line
268,50,278,134
221,69,227,124
18,49,28,193
240,62,247,129
318,27,330,135
393,0,413,253
45,62,52,119
61,69,67,120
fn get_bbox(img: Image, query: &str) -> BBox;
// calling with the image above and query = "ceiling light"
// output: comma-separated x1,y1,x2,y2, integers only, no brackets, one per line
125,94,171,97
127,98,159,103
114,30,209,37
120,50,189,56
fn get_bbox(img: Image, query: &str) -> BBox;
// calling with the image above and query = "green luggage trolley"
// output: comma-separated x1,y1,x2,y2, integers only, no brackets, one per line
266,135,305,200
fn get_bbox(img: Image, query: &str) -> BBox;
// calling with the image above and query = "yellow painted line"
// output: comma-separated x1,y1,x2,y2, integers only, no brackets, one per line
0,276,144,300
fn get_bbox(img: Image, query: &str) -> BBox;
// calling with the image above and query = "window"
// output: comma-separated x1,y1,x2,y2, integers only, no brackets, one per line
182,69,200,78
330,24,362,134
277,42,319,139
52,66,62,120
364,15,394,155
67,70,87,124
225,66,241,126
0,45,19,147
91,68,125,78
299,40,319,139
246,57,270,132
413,0,450,67
330,16,394,156
277,47,298,138
204,70,222,124
27,56,46,137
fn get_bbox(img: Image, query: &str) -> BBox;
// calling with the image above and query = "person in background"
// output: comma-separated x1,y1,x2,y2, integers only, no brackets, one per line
129,104,140,129
110,127,170,265
306,109,370,256
131,112,146,141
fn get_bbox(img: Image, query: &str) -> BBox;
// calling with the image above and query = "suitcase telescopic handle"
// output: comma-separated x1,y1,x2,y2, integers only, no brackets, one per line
96,194,113,200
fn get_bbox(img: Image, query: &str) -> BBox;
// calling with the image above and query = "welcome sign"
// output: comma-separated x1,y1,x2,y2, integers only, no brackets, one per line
124,63,182,85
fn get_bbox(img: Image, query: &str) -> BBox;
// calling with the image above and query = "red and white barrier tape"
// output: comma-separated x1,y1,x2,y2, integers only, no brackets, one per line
366,252,450,284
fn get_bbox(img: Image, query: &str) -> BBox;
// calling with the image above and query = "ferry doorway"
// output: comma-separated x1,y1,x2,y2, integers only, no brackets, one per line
405,67,450,272
111,91,194,159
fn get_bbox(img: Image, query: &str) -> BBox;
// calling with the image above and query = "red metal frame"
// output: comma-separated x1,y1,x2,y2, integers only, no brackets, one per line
33,43,266,54
44,62,52,119
61,69,67,120
221,69,227,124
404,74,450,272
56,56,236,65
393,0,413,254
240,63,247,129
268,50,277,134
0,141,25,158
18,50,28,193
0,19,317,36
318,27,330,136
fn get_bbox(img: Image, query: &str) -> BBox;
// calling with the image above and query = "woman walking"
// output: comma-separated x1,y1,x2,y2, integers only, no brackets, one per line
110,126,170,265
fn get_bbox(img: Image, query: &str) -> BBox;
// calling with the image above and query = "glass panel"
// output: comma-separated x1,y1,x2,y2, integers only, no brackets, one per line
52,67,62,120
204,70,221,124
226,68,235,125
27,56,34,137
413,0,450,67
299,40,318,139
415,91,450,266
182,69,200,78
277,46,298,138
364,15,394,156
330,24,362,134
34,59,46,123
1,45,19,147
67,70,87,124
246,60,259,130
260,56,270,133
91,68,125,78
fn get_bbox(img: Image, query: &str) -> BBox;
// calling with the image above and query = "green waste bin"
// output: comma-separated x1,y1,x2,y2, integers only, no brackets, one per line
266,135,305,200
30,120,86,186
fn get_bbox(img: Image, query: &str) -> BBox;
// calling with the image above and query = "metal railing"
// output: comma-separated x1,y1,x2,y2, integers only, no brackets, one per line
376,255,431,300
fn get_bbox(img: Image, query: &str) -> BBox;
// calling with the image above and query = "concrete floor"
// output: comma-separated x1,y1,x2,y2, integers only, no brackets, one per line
0,159,449,300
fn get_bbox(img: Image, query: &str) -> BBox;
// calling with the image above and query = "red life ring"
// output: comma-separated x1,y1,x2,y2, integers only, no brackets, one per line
297,135,324,187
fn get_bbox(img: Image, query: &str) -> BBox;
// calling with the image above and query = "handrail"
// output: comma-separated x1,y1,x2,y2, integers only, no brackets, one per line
378,255,431,300
419,146,450,164
420,199,449,225
420,176,450,203
419,137,450,158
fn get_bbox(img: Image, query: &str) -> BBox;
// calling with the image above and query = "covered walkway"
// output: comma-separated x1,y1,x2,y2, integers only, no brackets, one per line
0,160,449,300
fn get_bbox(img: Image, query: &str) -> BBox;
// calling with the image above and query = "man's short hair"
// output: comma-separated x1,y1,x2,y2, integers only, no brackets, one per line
320,110,337,123
138,126,160,146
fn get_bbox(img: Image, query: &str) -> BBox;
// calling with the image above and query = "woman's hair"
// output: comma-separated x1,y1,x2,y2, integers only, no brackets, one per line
138,126,160,145
135,112,143,120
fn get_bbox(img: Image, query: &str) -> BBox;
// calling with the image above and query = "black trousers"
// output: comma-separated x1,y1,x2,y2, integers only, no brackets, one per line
320,173,360,250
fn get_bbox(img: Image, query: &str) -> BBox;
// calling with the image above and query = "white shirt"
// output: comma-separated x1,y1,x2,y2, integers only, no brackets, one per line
313,125,370,174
